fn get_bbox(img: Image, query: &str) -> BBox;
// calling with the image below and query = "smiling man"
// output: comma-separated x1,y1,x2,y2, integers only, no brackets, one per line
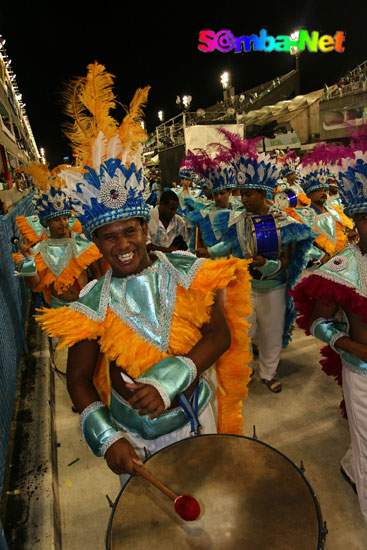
36,63,252,480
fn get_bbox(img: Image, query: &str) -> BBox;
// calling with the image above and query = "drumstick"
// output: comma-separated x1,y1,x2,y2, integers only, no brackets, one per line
194,226,199,250
134,464,201,521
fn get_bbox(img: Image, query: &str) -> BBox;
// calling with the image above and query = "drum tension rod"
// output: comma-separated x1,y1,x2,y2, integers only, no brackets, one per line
300,460,305,473
105,494,114,508
252,425,257,440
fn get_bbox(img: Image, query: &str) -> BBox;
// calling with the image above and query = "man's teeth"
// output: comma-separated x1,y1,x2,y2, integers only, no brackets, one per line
117,252,134,262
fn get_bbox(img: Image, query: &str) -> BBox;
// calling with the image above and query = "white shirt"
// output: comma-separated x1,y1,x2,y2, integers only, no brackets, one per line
147,206,189,247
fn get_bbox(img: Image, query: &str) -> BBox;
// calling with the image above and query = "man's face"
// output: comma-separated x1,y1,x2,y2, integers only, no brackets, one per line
241,189,266,213
214,189,230,208
286,172,296,185
354,212,367,252
47,215,71,239
159,200,178,223
92,218,150,278
309,187,328,206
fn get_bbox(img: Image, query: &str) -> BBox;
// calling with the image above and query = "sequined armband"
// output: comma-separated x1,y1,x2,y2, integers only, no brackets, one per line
209,241,231,258
80,401,124,457
18,255,37,276
310,317,348,353
256,259,281,277
136,356,197,410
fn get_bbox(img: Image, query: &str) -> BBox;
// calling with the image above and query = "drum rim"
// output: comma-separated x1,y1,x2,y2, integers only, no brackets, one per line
106,434,325,550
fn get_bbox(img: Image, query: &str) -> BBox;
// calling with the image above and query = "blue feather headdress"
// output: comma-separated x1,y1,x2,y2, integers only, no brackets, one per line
58,62,150,240
180,148,236,193
34,186,72,227
338,151,367,217
16,163,72,226
213,129,279,192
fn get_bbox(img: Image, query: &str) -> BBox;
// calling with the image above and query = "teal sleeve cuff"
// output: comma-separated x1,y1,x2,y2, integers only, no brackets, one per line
80,402,124,457
257,259,281,277
209,241,231,258
310,318,348,352
136,356,197,410
19,255,37,276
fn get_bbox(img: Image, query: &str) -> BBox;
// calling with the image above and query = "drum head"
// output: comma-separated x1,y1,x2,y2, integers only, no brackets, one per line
108,435,323,549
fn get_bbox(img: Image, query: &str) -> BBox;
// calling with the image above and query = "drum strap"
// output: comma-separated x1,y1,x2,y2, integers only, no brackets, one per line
177,385,201,436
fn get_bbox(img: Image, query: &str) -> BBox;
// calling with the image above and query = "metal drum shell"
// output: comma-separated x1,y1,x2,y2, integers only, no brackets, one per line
274,189,298,209
107,434,325,550
245,214,281,260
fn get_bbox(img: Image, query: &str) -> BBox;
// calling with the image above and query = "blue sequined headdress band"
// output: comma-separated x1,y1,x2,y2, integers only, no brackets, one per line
16,163,72,226
180,148,236,193
58,62,150,240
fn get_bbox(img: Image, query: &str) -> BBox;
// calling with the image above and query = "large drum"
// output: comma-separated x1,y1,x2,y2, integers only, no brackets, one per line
107,434,326,549
245,214,281,259
274,188,298,209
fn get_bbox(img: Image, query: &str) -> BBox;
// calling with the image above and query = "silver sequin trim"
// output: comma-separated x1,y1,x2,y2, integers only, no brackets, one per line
135,377,171,410
79,279,98,297
79,401,105,433
70,269,112,321
330,331,348,353
326,256,349,272
101,432,125,457
309,317,328,337
155,251,206,290
177,356,198,384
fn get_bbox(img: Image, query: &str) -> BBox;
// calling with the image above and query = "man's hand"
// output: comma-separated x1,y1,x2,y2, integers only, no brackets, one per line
104,438,143,475
250,255,266,268
18,242,33,257
126,383,165,419
195,247,210,258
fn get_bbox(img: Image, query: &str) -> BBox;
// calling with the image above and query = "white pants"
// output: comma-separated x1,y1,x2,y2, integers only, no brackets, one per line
248,286,287,381
119,404,217,487
341,365,367,526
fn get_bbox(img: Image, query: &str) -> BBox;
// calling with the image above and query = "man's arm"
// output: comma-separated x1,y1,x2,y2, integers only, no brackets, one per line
127,290,231,414
67,340,142,475
310,300,367,362
17,242,41,290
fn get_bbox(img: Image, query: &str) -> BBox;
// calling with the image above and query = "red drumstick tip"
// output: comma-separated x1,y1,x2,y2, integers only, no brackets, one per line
174,494,201,521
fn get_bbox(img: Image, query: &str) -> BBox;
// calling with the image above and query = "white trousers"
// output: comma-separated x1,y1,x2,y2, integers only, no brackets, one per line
119,404,217,487
341,365,367,526
248,285,287,381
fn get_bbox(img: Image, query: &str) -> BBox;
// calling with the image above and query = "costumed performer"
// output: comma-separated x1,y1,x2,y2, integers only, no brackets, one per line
12,163,102,307
285,145,354,268
292,143,367,526
276,150,311,207
36,62,253,478
180,148,238,258
212,130,314,393
13,163,83,247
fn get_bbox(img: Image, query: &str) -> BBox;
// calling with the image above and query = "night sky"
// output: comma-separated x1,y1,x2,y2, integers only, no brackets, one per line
0,1,363,167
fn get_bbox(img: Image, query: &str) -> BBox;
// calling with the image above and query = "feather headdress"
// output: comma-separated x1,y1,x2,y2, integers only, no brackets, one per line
59,62,150,239
180,147,236,192
217,130,280,191
15,162,72,226
298,144,332,196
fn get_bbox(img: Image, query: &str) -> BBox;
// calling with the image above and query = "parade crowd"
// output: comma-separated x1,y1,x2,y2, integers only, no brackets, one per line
12,62,367,530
